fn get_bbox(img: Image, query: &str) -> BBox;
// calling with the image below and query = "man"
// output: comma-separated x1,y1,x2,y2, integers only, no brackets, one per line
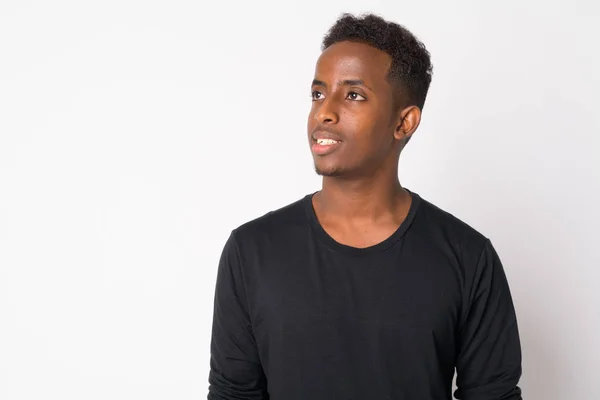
207,13,523,400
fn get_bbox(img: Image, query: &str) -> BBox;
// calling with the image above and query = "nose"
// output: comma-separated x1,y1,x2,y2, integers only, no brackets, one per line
314,97,339,124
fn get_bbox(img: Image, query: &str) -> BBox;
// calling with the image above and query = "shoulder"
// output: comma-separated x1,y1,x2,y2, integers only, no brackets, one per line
416,194,488,241
412,192,490,261
230,194,310,248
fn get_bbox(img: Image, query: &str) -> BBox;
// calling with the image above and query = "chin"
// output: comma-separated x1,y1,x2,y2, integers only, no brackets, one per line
314,163,346,177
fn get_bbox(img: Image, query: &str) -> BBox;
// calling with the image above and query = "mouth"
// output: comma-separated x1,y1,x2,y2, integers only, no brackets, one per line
311,138,342,156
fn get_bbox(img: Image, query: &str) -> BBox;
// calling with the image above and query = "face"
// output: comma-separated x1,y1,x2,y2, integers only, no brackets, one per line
307,41,402,178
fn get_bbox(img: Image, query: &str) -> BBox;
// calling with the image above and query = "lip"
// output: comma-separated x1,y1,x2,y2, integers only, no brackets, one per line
312,130,343,142
311,139,342,156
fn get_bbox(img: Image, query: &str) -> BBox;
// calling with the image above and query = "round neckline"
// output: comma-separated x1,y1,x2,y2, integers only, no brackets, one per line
303,188,421,256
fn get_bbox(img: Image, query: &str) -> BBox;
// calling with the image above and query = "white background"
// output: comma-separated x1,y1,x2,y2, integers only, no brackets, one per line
1,1,599,399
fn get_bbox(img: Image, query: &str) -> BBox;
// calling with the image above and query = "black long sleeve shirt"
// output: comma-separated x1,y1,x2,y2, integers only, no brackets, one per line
208,190,523,399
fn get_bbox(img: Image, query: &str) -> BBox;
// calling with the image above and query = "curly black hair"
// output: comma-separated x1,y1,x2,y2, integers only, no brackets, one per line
322,13,433,111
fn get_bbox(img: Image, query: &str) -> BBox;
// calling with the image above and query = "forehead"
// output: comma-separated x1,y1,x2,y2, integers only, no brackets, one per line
314,41,392,86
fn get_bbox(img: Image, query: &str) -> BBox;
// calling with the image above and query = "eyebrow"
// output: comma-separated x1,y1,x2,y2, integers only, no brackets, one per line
312,79,373,91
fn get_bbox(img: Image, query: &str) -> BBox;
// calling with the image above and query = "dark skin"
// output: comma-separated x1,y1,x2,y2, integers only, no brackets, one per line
307,41,422,248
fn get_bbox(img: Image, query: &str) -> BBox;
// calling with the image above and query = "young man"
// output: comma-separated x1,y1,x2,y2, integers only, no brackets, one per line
207,13,523,400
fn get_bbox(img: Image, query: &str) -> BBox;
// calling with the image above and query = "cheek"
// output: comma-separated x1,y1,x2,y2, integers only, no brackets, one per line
339,109,367,133
350,124,395,159
341,112,382,142
344,101,388,127
307,108,316,128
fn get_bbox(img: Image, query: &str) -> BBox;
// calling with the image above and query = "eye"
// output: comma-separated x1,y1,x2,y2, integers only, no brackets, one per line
347,92,366,101
311,90,325,101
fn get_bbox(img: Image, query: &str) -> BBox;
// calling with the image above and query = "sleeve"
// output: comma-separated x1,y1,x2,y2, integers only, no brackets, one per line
207,231,269,400
454,239,523,400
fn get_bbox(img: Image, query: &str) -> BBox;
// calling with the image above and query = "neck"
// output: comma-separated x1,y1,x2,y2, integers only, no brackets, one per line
315,164,409,221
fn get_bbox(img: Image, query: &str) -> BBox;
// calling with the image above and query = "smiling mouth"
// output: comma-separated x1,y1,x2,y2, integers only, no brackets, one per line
316,138,340,145
311,138,342,156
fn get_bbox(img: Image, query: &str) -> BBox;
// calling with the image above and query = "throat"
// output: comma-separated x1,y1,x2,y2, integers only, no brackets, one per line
318,217,405,249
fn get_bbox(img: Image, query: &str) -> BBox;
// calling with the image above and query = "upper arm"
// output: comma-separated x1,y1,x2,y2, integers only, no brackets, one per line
454,240,523,400
208,231,268,399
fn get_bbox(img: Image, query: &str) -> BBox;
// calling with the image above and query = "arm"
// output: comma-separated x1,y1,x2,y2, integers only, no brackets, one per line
208,232,268,399
454,240,523,400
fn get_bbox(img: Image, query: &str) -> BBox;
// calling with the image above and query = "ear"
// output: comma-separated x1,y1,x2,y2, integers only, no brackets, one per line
393,105,422,141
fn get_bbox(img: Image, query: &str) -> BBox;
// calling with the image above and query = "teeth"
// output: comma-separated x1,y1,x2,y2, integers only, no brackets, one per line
317,139,339,145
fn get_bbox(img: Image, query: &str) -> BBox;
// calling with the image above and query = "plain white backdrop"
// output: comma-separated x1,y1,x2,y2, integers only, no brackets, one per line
1,0,599,399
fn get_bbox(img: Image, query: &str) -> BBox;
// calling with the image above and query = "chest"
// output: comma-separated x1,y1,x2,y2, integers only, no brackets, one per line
249,245,463,342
